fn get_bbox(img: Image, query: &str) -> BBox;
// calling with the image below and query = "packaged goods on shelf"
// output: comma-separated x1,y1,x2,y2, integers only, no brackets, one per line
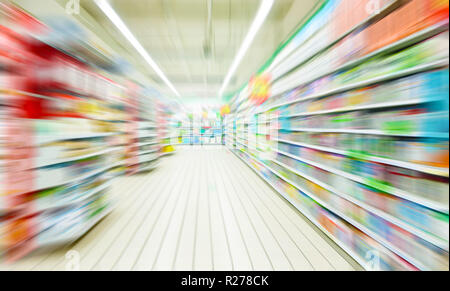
269,0,449,97
0,4,171,261
32,175,110,211
270,31,449,107
278,69,449,118
225,0,449,271
276,142,449,206
156,103,175,152
271,151,448,245
277,132,449,170
234,150,418,271
177,116,193,145
35,191,113,246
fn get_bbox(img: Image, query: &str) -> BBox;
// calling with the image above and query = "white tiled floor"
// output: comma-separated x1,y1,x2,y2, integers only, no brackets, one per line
1,146,360,271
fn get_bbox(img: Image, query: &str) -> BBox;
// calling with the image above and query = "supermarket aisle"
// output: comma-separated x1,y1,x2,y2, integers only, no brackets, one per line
2,146,359,271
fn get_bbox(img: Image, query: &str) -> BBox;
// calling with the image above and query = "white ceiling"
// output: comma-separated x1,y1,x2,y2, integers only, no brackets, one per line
9,0,323,104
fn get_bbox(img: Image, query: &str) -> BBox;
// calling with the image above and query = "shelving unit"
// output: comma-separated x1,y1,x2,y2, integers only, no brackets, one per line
262,58,449,112
186,112,224,145
131,91,160,173
230,149,412,271
0,5,172,262
224,114,235,148
157,103,177,156
225,0,449,271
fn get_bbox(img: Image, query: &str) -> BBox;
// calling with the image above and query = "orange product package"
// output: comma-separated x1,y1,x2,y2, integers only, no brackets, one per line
350,0,371,28
396,0,424,40
423,0,450,26
331,0,348,39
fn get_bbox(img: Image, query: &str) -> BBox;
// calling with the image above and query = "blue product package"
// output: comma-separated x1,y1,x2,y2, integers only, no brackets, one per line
397,201,429,230
422,112,449,134
279,117,291,130
368,212,390,239
421,69,449,103
422,70,449,133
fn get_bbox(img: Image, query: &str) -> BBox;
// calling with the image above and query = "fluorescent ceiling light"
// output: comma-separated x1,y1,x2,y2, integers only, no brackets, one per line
95,0,180,97
218,0,273,98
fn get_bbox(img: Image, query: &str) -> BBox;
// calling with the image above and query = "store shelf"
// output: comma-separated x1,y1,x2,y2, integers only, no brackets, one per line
6,179,115,218
281,128,449,139
262,58,449,112
137,122,157,129
277,98,434,119
227,1,449,270
136,161,159,173
268,19,449,98
35,147,122,168
159,151,175,157
138,133,158,139
229,149,371,270
232,148,426,270
263,159,425,270
38,204,115,247
137,141,159,147
269,0,406,83
0,88,76,103
336,20,449,73
137,149,159,156
9,160,124,197
270,155,448,252
126,155,158,166
160,135,178,140
36,132,117,145
274,149,449,215
0,4,170,262
275,139,449,177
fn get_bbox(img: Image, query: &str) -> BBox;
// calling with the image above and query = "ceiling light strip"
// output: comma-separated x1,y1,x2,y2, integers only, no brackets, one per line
95,0,180,97
218,0,274,98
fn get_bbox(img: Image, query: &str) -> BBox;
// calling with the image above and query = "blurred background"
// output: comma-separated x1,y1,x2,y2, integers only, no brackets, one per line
0,0,449,271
